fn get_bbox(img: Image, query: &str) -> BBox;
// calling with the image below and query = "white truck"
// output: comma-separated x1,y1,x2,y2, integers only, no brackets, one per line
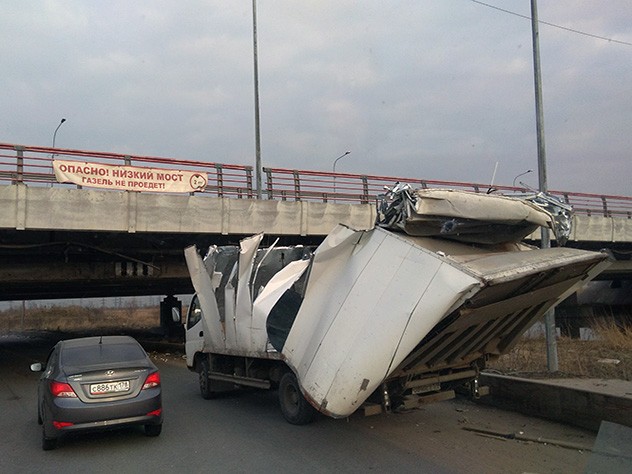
183,187,609,424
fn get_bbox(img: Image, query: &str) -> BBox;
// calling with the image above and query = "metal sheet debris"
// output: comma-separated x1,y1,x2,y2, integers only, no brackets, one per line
377,183,572,244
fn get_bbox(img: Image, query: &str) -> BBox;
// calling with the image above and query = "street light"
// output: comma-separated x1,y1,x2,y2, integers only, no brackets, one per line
51,118,66,186
332,151,351,173
512,169,533,187
332,151,351,196
52,118,66,149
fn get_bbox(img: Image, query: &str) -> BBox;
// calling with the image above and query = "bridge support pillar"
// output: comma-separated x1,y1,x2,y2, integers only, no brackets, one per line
160,295,184,340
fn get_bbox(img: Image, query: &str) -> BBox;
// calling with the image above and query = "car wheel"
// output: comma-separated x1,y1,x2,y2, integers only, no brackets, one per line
144,423,162,437
42,427,57,451
278,371,316,425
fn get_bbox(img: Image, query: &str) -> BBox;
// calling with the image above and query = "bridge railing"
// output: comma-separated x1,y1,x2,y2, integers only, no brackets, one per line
1,143,630,218
0,143,255,198
263,168,632,218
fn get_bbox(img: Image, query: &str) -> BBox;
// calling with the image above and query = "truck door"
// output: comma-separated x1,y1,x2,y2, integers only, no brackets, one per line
185,294,205,366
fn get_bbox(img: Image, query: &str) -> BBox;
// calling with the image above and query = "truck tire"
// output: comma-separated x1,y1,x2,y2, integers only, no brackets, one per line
199,358,215,400
278,372,316,425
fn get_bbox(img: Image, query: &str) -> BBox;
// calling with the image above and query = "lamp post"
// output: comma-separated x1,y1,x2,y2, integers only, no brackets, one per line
512,169,533,188
530,0,558,372
252,0,262,199
52,118,66,150
332,151,351,196
51,118,66,186
332,151,351,173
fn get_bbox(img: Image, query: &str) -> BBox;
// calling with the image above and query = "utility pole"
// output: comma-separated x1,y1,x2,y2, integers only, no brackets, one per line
530,0,558,372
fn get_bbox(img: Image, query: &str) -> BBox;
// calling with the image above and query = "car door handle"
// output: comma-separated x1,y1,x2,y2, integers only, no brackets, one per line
199,331,203,337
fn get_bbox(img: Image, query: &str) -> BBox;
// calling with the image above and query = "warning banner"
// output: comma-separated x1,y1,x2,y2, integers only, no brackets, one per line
53,160,208,193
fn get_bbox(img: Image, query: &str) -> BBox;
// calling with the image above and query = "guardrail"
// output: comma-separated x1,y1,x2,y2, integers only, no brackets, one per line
2,142,631,218
0,143,254,198
263,168,632,218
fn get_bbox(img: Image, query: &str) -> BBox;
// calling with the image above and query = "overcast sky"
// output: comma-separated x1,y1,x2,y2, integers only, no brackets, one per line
2,1,631,195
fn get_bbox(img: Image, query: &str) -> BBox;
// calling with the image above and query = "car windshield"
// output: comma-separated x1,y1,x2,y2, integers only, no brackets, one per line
62,343,147,367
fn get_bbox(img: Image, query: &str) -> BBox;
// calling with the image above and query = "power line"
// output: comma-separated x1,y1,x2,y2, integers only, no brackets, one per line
470,0,632,46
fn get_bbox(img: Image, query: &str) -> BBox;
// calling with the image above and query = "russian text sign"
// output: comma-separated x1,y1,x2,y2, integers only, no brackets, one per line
53,160,208,193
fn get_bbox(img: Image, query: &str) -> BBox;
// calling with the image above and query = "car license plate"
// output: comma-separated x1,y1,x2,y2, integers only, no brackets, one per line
90,380,130,395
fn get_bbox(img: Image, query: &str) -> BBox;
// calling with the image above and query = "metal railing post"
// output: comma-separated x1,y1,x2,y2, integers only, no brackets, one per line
361,176,369,204
246,167,253,199
264,168,273,199
601,196,609,217
215,164,224,197
15,145,24,183
293,170,300,201
122,155,132,193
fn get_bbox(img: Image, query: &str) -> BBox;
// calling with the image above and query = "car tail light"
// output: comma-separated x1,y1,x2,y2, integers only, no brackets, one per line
50,381,77,398
147,408,162,417
142,372,161,390
53,421,74,429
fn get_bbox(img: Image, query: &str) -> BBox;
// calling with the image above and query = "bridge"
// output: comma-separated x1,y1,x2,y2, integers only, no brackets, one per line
1,142,631,304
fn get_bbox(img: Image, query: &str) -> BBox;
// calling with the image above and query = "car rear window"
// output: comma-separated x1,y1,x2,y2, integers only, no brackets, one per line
62,343,147,366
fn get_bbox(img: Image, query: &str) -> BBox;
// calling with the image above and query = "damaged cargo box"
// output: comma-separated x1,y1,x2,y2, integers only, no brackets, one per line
183,188,609,424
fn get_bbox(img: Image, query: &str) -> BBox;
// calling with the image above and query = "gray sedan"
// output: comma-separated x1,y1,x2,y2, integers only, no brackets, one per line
31,335,162,450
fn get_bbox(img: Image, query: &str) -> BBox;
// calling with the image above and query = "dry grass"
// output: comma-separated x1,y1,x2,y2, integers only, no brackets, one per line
0,305,160,333
488,320,632,380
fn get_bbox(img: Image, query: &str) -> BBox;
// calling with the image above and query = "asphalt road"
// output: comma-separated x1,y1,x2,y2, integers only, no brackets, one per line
0,332,597,474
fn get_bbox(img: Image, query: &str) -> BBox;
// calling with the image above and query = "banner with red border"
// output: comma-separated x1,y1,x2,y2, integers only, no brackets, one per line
53,160,208,193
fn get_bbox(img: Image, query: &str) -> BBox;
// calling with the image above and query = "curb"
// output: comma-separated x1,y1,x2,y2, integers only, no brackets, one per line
477,373,632,432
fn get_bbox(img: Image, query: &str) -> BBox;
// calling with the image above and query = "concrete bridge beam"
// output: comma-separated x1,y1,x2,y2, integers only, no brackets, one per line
0,185,376,236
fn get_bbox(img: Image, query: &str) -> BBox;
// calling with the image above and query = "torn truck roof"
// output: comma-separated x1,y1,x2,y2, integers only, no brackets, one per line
376,183,572,244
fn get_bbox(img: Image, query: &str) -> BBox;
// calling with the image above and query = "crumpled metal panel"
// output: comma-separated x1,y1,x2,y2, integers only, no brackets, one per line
376,183,572,245
185,240,313,356
516,191,573,245
281,225,481,417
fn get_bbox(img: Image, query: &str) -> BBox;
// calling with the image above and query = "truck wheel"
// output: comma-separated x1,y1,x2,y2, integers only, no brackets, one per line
199,358,215,399
279,372,316,425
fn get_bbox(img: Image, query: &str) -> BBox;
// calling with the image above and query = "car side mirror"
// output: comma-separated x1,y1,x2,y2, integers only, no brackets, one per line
30,362,43,372
171,307,181,323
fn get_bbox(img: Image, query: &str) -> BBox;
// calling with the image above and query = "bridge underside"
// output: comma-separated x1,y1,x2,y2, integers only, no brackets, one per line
0,229,326,301
0,228,630,302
